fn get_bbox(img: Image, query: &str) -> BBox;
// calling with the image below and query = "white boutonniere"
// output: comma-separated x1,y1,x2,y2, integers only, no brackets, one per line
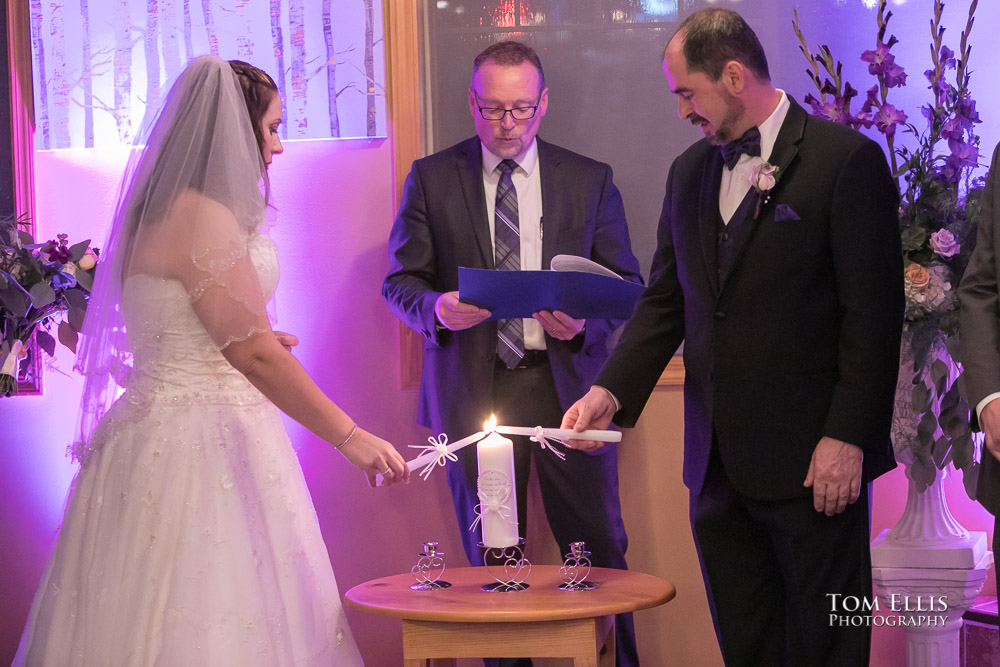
747,160,779,219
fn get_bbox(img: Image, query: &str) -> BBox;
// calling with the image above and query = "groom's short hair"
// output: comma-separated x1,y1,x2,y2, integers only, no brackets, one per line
670,8,771,83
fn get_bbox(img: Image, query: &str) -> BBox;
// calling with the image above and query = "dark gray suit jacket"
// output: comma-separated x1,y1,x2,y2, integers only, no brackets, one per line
383,136,642,437
958,141,1000,515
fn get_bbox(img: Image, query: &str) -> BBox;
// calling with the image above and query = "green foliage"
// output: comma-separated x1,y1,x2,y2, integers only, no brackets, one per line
0,216,98,396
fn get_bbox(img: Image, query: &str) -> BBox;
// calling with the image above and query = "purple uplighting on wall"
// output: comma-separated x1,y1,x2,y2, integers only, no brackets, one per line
3,1,999,664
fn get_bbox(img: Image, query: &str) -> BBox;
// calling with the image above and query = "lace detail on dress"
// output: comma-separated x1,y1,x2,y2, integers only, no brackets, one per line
189,233,277,317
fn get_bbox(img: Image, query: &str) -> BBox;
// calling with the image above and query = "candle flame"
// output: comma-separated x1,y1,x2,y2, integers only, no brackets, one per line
484,414,498,433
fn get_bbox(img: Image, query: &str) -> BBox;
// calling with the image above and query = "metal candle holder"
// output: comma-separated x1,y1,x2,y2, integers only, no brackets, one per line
410,541,452,590
558,541,598,591
479,539,531,592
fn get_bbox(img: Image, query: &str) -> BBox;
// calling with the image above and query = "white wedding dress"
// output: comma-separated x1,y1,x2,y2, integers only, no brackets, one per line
17,234,363,666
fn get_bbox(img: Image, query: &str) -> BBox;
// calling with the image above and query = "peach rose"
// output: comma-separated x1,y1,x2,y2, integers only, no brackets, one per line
905,263,930,289
78,249,97,270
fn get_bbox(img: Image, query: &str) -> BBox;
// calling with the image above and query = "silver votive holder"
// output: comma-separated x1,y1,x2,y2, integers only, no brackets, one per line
479,539,531,592
410,541,452,590
558,541,597,591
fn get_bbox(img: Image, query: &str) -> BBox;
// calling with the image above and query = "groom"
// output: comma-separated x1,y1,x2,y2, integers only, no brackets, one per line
561,9,903,665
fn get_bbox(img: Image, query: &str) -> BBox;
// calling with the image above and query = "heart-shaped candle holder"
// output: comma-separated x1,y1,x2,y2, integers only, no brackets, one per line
410,541,452,590
558,541,597,591
479,539,531,592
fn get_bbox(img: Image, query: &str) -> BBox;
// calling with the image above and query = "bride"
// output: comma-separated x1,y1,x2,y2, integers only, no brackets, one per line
14,56,408,666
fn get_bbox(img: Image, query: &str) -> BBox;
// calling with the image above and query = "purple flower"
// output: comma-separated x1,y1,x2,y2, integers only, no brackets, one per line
41,239,72,264
924,69,954,99
946,138,979,169
942,139,980,182
864,85,879,107
804,93,823,116
874,103,907,137
857,86,879,128
940,116,964,141
956,95,981,127
862,42,895,75
883,63,907,88
819,101,852,125
940,45,956,69
804,92,858,128
929,229,960,258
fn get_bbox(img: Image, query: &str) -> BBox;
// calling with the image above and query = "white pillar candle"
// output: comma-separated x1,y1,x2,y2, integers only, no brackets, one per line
477,427,519,548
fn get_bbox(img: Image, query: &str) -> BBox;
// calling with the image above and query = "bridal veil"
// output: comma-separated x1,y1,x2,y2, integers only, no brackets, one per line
72,55,275,462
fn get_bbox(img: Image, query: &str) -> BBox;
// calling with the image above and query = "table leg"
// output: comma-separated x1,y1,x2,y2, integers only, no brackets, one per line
597,615,615,667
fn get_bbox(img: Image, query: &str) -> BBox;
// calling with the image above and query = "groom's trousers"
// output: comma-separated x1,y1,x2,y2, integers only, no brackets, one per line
690,441,873,667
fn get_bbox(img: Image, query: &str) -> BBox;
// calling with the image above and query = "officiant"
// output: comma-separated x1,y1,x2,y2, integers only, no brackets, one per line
382,40,642,667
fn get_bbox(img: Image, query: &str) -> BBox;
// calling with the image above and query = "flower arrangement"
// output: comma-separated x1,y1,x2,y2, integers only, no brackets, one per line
793,0,983,495
0,215,97,396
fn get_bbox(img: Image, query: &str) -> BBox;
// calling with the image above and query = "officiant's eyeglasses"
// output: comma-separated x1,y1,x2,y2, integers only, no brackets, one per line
473,92,541,121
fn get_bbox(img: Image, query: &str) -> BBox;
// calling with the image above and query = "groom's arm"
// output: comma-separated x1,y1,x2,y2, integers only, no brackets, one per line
959,142,1000,462
821,138,903,452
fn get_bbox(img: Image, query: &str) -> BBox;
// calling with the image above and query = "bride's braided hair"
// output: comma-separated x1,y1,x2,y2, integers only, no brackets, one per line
228,60,279,158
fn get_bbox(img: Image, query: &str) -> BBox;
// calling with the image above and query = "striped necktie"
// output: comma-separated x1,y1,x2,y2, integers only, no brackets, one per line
494,159,525,369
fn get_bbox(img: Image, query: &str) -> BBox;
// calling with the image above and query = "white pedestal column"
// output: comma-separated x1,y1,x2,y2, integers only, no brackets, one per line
870,469,994,666
871,540,991,667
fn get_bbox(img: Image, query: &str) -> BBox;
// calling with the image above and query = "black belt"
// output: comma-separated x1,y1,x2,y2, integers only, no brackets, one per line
496,349,548,370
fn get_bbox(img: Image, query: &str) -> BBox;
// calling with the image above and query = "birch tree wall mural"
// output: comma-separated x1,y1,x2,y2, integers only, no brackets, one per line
30,0,386,149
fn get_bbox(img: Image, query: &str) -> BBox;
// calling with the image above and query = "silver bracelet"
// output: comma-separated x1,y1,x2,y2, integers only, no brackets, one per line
335,423,358,450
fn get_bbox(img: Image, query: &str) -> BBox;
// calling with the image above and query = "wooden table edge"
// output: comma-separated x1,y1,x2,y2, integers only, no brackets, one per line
344,566,676,624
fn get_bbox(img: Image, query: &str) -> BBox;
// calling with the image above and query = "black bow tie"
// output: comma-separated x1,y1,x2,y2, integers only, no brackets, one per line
721,126,762,170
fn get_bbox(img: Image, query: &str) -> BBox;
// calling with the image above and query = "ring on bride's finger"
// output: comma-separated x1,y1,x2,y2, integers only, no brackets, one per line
382,468,392,476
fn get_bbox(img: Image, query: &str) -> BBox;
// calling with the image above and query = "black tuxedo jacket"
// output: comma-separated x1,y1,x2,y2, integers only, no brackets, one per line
958,141,1000,515
383,136,642,437
598,98,903,500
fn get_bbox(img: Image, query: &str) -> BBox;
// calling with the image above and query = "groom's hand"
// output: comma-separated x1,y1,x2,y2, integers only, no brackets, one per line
435,291,491,331
803,436,863,516
560,386,618,452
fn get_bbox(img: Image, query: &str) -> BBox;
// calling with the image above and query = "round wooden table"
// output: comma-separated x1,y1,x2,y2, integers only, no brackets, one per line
345,565,675,666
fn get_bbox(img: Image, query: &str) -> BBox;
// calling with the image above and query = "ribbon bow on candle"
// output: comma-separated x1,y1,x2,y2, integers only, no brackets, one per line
469,489,515,532
529,425,568,461
409,434,459,481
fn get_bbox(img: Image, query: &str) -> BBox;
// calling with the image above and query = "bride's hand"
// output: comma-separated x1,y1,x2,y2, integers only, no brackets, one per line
338,427,411,488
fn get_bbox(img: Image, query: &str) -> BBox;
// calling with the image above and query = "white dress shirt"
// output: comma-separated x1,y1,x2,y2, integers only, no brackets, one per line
719,90,790,223
482,139,545,350
977,394,1000,422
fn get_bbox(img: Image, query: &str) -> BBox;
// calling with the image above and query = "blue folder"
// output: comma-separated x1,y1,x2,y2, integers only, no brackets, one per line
458,267,645,320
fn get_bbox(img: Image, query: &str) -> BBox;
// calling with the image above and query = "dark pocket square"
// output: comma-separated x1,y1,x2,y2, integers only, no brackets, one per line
774,204,801,222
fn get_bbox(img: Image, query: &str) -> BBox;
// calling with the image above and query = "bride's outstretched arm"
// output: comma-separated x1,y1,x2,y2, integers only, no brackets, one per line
151,192,409,487
222,332,410,487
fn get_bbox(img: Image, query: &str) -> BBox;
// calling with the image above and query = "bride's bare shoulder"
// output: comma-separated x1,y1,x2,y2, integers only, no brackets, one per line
169,189,237,221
